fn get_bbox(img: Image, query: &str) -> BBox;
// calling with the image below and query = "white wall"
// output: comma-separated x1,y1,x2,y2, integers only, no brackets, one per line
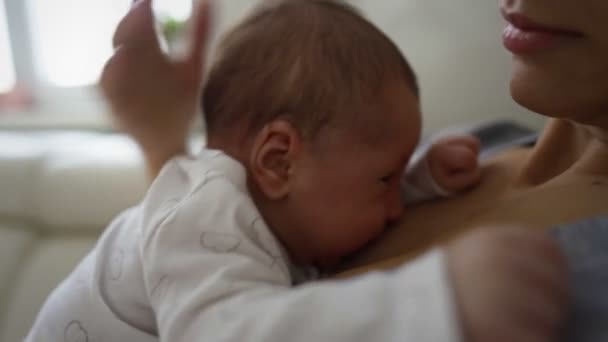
210,0,546,134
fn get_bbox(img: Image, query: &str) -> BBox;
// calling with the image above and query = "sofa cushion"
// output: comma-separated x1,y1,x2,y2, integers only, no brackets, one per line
0,131,148,340
0,132,147,232
0,222,37,303
0,236,98,342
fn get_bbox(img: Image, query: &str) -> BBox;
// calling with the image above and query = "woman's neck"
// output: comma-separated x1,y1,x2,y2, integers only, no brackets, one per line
517,119,608,186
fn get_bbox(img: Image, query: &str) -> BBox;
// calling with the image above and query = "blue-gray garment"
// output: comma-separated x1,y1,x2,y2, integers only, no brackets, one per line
551,217,608,342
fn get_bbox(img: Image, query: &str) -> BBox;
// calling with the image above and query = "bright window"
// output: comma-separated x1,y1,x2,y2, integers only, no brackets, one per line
154,0,192,22
0,0,15,93
26,0,131,87
26,0,194,88
0,0,254,127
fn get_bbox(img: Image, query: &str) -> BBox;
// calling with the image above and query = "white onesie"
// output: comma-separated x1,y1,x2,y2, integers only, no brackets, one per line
26,149,461,342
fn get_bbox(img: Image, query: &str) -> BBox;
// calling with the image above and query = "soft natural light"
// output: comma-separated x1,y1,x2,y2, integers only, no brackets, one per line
154,0,192,22
27,0,131,87
0,0,16,93
26,0,194,88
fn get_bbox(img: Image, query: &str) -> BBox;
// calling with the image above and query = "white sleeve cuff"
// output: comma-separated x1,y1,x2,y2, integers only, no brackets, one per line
402,154,452,205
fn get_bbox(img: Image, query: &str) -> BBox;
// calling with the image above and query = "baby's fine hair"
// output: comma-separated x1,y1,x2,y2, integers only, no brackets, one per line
202,0,418,143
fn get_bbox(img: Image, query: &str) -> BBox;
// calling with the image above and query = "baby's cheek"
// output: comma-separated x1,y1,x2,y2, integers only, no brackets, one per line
342,217,386,255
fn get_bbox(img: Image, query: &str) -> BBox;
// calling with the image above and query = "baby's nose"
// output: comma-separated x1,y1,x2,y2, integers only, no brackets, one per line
386,196,404,223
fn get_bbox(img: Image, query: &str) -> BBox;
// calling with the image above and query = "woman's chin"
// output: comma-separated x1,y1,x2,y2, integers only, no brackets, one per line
511,80,608,127
510,58,608,125
510,85,560,120
511,74,581,121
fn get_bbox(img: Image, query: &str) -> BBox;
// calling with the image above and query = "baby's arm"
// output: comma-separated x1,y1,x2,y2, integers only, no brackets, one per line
402,135,481,204
141,167,460,342
142,161,567,342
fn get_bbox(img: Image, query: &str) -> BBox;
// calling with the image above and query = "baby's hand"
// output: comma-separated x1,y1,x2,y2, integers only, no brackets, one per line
447,228,569,342
426,135,481,194
100,0,212,175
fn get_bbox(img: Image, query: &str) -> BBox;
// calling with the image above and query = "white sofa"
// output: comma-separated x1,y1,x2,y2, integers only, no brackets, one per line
0,131,148,341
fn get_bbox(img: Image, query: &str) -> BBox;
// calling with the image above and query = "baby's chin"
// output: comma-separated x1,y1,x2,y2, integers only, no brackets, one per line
306,230,385,272
313,244,370,272
313,256,341,272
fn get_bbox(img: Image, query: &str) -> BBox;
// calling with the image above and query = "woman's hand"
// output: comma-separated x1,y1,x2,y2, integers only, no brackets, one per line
99,0,212,178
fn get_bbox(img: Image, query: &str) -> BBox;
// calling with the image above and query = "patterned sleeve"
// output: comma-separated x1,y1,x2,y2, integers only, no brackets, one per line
140,174,462,342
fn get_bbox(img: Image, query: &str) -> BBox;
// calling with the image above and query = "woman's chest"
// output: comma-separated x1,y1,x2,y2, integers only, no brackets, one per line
342,174,608,271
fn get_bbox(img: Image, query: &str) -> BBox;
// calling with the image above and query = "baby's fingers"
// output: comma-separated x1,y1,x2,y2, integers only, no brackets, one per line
186,0,214,74
113,0,160,52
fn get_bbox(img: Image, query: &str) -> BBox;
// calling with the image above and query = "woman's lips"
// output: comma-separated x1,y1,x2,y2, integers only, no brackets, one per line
501,12,582,54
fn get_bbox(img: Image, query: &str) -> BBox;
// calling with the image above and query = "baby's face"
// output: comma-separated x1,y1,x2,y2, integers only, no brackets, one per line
287,84,421,268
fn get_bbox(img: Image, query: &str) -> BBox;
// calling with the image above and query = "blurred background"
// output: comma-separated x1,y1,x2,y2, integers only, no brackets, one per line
0,1,546,341
0,0,545,132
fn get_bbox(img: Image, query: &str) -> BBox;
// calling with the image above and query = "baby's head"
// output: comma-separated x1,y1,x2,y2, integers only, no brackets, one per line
202,0,421,268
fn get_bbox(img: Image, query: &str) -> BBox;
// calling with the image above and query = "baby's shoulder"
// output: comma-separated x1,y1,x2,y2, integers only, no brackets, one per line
140,153,260,237
151,153,246,200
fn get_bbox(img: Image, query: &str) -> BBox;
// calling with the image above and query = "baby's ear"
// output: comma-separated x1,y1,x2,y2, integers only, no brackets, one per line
249,120,302,199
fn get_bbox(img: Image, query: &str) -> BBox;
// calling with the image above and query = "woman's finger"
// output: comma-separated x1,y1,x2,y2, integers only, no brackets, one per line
113,0,159,50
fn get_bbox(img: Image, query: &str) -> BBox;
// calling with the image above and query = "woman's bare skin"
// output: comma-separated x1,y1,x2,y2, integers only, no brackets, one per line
342,120,608,274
